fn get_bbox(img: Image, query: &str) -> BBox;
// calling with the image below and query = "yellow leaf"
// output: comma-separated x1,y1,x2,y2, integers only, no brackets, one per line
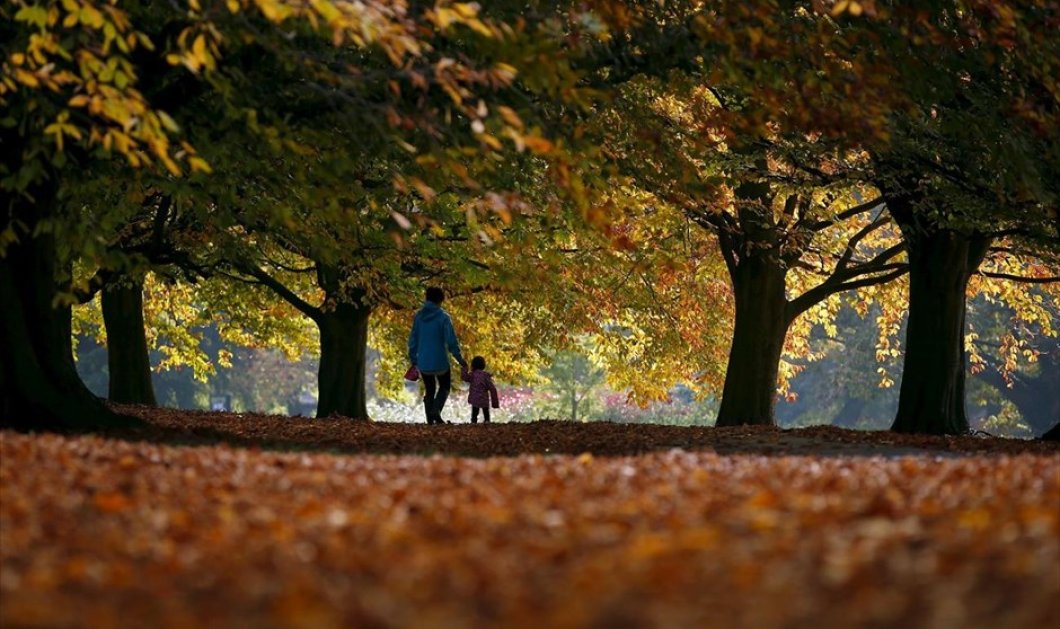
80,5,104,29
493,62,517,82
433,7,455,29
14,69,40,88
497,105,523,130
160,152,182,176
188,156,212,174
44,124,65,150
60,123,82,140
158,111,180,133
309,0,340,24
479,133,502,151
452,3,479,19
463,17,493,38
137,32,155,51
192,34,207,63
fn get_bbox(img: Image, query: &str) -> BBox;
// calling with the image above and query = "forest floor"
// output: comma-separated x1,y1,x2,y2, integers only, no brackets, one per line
2,408,1058,628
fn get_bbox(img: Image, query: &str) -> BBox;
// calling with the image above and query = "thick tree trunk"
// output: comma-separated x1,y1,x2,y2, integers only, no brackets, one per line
715,259,789,427
315,303,371,419
891,229,991,435
1,192,128,429
101,278,156,405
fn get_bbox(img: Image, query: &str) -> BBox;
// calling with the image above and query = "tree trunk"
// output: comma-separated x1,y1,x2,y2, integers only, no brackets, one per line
0,191,128,429
715,258,789,427
101,277,157,405
891,229,991,435
315,303,371,419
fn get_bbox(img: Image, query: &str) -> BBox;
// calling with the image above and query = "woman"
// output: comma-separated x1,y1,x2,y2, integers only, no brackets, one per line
407,287,467,424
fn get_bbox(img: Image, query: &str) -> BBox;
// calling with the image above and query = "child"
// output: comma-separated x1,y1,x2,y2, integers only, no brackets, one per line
461,356,499,423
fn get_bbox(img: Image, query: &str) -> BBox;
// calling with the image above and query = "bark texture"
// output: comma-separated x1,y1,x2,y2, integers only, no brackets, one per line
889,200,991,435
715,256,789,427
315,303,372,420
1,189,128,429
101,278,157,405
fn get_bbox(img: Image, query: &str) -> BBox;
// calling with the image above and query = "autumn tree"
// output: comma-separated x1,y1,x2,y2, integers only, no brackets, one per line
587,71,909,426
65,187,214,406
85,0,624,421
1,0,188,427
690,0,1060,434
826,2,1059,434
0,0,520,428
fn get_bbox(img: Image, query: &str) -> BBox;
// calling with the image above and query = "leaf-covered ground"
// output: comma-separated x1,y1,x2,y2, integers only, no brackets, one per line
2,412,1058,628
104,405,1060,458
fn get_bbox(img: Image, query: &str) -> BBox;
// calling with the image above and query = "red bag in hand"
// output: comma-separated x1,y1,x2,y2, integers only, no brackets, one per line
404,365,420,382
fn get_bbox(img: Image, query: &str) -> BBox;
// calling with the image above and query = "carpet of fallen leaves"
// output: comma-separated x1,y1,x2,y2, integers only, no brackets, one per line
2,412,1059,629
100,405,1060,458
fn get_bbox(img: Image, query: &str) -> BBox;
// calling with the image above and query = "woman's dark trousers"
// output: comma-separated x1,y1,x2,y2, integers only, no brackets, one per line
422,371,451,424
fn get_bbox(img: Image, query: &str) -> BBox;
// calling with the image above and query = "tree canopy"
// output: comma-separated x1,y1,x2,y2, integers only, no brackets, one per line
2,0,1058,435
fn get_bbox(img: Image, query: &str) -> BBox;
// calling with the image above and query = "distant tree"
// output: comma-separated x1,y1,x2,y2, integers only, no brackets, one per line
539,351,605,422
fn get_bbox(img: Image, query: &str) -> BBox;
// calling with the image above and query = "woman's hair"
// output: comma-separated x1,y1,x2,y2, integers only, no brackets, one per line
425,286,445,304
471,356,486,371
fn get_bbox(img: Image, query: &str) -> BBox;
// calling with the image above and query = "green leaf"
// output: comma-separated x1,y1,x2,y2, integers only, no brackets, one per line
14,5,48,28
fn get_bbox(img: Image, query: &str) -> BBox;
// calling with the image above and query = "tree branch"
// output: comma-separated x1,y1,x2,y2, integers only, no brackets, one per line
801,197,885,232
976,271,1060,284
842,243,906,277
689,209,741,273
787,266,908,321
235,264,321,321
835,214,891,271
